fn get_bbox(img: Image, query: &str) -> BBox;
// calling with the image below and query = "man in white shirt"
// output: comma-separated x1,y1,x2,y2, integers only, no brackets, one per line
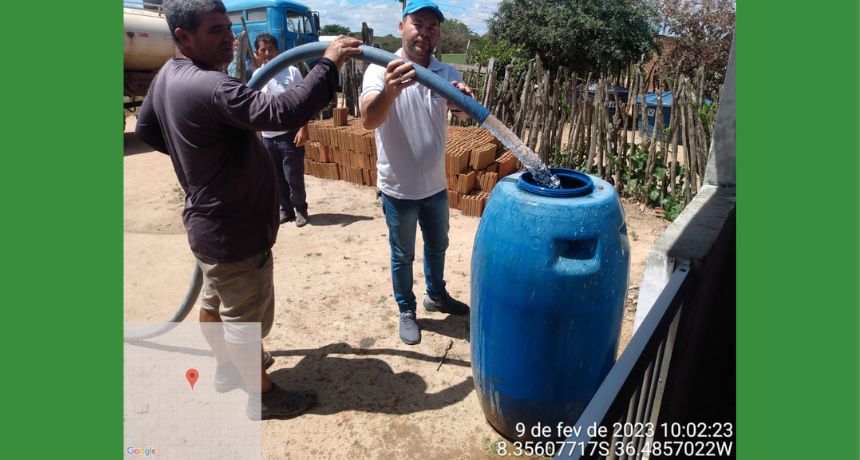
360,0,474,345
254,33,312,227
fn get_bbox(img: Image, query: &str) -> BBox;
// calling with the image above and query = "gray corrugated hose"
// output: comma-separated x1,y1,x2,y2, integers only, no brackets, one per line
125,42,492,341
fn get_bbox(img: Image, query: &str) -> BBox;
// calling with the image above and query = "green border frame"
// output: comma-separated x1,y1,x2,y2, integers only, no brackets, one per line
2,2,857,458
739,2,859,459
1,4,122,458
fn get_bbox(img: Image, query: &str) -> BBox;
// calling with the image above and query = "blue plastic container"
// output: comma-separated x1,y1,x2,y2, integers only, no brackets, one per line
470,168,630,441
635,91,675,142
634,92,712,144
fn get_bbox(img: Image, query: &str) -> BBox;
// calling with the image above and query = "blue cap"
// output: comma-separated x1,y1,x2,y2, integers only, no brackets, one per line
402,0,445,23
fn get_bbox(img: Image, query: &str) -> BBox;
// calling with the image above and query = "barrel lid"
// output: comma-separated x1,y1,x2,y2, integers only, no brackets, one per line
518,168,594,197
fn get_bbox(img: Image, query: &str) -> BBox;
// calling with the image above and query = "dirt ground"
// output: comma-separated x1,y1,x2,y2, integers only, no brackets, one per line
123,116,668,459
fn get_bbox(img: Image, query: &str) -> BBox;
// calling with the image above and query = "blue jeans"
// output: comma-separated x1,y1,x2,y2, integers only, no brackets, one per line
381,190,450,312
262,134,307,216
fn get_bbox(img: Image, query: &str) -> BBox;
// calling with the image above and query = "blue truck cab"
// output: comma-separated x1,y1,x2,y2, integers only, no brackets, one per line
224,0,320,52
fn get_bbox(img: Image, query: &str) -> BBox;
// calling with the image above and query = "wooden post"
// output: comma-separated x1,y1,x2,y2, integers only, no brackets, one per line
465,38,471,65
683,89,699,196
612,84,626,190
693,67,709,177
493,60,515,119
475,63,484,102
526,66,545,154
503,62,524,126
570,71,587,165
580,72,592,168
344,60,355,116
627,68,640,155
657,74,672,200
361,22,374,46
598,80,611,178
539,71,556,164
584,78,599,174
482,58,497,109
638,66,648,145
594,79,606,174
668,75,682,196
641,89,663,202
513,58,535,138
677,76,692,203
565,71,579,156
235,31,251,83
550,68,567,156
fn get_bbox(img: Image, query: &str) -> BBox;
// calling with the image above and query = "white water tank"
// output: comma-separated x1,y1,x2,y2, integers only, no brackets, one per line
124,7,175,71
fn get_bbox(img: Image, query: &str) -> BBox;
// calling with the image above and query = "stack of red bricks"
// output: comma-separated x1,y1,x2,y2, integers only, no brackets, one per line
305,117,377,187
445,126,520,217
304,118,521,218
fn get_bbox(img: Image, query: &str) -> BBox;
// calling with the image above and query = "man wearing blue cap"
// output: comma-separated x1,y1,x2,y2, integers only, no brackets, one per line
360,0,475,345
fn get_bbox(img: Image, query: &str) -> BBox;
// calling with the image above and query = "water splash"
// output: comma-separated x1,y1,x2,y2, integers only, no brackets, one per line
481,115,561,189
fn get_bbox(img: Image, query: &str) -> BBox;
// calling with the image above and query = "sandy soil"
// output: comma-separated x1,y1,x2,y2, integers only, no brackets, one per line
124,116,668,458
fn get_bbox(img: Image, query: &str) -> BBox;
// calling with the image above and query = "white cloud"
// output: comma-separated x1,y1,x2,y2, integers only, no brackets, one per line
315,1,402,36
441,0,500,34
314,0,501,37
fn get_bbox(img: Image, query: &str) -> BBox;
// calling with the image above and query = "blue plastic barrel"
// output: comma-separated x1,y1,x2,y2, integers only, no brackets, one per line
574,84,630,122
635,91,675,142
634,92,712,144
470,168,630,441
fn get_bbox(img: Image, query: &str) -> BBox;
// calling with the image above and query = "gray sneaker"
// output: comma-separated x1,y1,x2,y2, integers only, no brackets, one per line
399,310,421,345
295,211,309,227
279,210,295,224
423,293,470,316
247,385,317,420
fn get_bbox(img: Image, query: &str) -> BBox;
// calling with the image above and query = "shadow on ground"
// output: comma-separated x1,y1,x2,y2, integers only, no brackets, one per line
124,339,474,415
271,342,474,415
421,315,471,341
309,213,374,227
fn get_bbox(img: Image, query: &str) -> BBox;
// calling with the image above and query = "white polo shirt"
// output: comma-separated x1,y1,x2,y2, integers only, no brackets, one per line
360,49,462,200
253,64,304,138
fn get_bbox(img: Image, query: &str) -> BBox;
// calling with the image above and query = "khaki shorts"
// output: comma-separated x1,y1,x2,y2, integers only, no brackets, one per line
197,249,274,343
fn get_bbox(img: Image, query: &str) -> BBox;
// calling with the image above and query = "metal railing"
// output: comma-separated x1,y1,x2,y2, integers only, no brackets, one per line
556,263,690,459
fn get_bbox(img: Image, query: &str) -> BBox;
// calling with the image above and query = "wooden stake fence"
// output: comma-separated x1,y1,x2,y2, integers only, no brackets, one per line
323,50,720,218
465,55,720,212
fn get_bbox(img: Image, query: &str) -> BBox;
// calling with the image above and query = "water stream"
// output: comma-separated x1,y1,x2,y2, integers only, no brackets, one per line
480,116,561,189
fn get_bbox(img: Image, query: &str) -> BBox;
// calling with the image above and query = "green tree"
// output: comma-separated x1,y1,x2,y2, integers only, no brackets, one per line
471,38,530,78
655,0,735,98
439,19,475,54
488,0,659,74
320,24,351,35
373,34,402,53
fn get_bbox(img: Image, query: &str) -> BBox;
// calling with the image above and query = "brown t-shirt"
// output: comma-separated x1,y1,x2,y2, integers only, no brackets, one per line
136,57,337,263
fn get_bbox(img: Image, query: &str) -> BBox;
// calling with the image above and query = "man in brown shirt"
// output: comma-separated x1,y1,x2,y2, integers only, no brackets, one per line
136,0,360,419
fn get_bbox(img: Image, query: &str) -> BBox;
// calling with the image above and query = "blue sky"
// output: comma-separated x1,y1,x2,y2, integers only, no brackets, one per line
312,0,502,36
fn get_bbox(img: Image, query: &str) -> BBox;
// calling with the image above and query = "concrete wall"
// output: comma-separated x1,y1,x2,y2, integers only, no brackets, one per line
633,33,736,332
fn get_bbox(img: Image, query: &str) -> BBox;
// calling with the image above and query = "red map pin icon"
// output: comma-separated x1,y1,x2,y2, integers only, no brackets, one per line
186,368,199,390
